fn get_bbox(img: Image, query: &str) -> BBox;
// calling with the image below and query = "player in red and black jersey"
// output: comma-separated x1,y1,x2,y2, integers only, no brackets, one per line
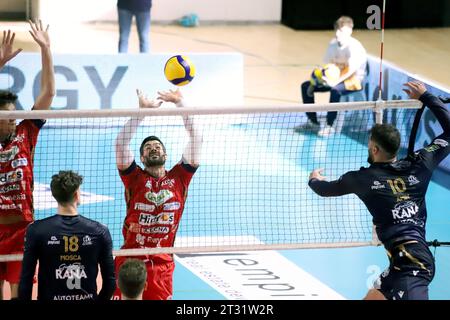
309,81,450,300
0,21,55,299
113,88,202,300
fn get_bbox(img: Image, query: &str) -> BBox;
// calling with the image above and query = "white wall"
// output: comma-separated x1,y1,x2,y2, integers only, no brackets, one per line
32,0,281,23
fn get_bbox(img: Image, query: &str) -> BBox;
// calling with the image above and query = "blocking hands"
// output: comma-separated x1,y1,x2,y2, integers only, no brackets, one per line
28,19,51,49
0,30,22,68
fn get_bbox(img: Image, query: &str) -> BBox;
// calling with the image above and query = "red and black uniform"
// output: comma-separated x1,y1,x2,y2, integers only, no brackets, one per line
0,119,44,284
113,160,197,300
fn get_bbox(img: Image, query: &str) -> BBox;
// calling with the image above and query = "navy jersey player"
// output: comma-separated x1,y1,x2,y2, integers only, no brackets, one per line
308,81,450,300
18,171,116,300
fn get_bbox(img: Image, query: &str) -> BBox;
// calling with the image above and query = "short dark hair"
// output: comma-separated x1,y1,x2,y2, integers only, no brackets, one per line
0,90,18,109
139,135,166,155
118,259,147,299
369,124,401,157
334,16,354,30
50,171,83,204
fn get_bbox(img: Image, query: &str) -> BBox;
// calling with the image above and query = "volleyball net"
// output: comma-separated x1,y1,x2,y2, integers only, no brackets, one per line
0,99,422,262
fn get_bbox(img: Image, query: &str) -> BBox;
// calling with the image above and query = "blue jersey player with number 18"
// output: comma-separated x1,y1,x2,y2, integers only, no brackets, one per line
18,171,116,301
308,81,450,300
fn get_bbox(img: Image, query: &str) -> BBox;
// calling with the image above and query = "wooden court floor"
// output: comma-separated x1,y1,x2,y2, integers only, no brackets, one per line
1,21,449,106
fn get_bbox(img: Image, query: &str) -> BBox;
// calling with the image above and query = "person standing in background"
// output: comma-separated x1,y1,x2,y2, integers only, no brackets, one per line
117,0,152,53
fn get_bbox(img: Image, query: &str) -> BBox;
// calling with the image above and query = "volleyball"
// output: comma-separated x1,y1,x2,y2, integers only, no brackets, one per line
310,63,340,86
164,55,196,86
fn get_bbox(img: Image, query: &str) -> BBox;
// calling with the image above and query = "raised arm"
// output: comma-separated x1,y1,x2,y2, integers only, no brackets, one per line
158,89,203,167
115,89,162,170
28,20,55,110
308,168,356,197
404,81,450,169
0,30,22,69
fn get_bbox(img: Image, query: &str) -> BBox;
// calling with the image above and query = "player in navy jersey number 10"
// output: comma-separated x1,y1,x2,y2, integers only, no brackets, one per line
309,81,450,300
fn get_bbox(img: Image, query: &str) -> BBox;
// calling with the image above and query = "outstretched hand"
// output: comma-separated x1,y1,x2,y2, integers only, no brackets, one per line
309,168,327,181
403,81,427,100
0,30,22,67
28,19,50,48
136,89,163,109
157,88,183,105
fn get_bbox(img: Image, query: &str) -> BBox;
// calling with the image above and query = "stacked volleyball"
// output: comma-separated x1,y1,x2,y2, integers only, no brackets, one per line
164,55,196,86
310,63,340,87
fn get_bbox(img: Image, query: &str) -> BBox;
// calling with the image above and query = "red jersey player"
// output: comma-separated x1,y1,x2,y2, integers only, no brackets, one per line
113,88,202,300
0,21,55,299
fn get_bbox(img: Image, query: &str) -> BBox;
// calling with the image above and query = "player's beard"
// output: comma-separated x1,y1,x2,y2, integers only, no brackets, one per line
367,149,374,165
0,121,16,142
143,154,166,167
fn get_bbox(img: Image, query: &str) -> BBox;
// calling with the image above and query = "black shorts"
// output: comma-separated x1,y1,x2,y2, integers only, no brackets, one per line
376,241,435,300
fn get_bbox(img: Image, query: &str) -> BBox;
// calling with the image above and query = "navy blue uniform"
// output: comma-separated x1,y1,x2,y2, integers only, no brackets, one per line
18,215,116,301
309,92,450,300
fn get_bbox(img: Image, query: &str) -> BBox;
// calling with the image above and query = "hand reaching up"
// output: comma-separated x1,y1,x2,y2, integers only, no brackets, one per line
28,19,50,49
0,30,22,68
136,89,163,109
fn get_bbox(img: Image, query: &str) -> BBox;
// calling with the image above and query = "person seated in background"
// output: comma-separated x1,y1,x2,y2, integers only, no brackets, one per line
295,16,367,137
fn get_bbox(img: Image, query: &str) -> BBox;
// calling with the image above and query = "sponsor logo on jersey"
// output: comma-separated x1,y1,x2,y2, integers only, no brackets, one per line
60,254,81,261
139,212,174,226
396,195,410,202
55,263,87,280
141,226,170,234
425,145,440,152
0,203,22,210
146,236,168,244
82,235,92,246
412,270,419,276
0,146,19,163
12,134,25,143
136,233,146,246
53,294,94,301
0,169,23,185
371,180,385,190
163,202,181,211
134,202,155,212
161,178,175,188
0,193,26,201
433,139,448,148
48,236,60,245
0,184,20,194
11,158,28,169
392,201,419,219
408,175,420,186
145,189,173,206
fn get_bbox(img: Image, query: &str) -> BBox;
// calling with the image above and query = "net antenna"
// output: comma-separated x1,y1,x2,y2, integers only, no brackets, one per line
377,0,387,101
